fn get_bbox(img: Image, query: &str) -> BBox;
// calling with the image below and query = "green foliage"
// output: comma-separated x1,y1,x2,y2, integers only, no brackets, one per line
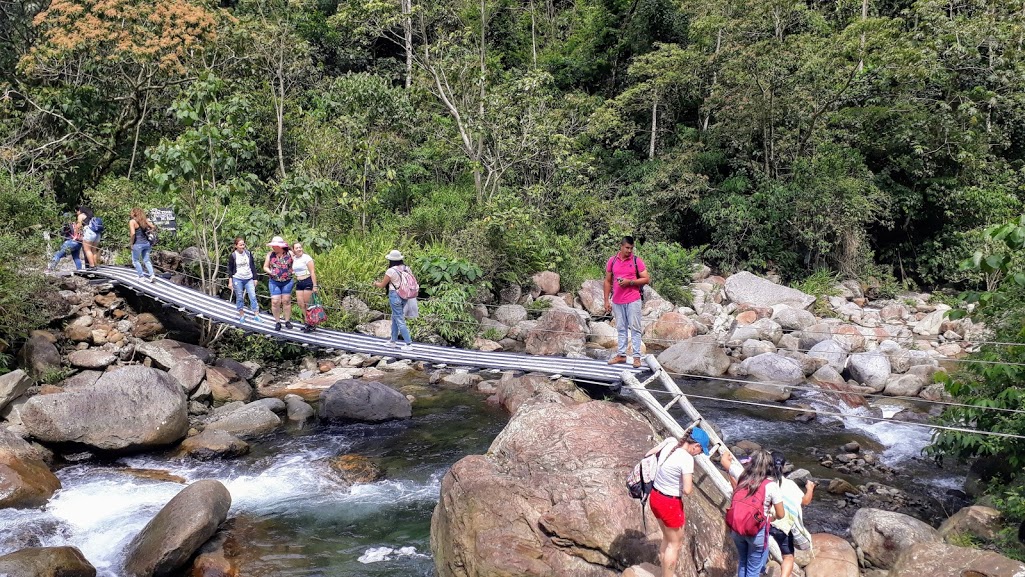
217,329,305,363
793,269,842,317
409,284,479,347
638,242,699,307
312,229,411,313
39,366,72,385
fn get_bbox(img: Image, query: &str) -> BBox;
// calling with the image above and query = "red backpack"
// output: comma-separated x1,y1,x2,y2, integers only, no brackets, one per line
725,479,771,537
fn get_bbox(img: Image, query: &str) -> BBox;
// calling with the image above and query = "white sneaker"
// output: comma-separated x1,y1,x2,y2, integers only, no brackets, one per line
384,341,397,348
148,275,156,283
400,344,414,352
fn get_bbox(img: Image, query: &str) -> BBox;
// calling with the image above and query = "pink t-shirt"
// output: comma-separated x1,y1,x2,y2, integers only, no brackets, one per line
606,255,646,305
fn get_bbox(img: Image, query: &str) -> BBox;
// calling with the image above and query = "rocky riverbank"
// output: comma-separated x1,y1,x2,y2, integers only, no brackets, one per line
431,375,1025,577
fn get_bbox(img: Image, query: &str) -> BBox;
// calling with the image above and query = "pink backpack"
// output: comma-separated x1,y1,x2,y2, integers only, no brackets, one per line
725,479,771,537
394,266,419,300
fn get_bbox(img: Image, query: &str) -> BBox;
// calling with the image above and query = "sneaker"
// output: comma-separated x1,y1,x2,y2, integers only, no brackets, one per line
238,315,246,324
632,357,642,369
607,355,627,365
284,321,293,330
275,322,282,331
384,341,397,348
301,325,311,333
249,314,262,323
148,275,156,283
400,344,414,351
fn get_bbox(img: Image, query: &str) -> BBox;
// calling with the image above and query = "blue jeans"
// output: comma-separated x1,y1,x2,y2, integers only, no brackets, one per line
52,240,83,270
612,299,643,357
232,277,258,314
131,241,154,277
389,290,412,344
731,529,770,577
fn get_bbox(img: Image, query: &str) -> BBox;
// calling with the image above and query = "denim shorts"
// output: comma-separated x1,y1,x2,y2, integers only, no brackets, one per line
269,278,294,296
83,228,99,243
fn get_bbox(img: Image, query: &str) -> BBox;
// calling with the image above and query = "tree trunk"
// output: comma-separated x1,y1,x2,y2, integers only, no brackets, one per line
530,0,537,68
858,0,869,72
403,0,413,89
275,43,287,179
648,92,658,160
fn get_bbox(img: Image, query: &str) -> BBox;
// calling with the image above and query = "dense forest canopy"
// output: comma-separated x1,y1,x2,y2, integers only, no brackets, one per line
3,0,1025,341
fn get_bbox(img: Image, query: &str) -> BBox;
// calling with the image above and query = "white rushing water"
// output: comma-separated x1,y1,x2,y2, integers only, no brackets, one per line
0,432,443,576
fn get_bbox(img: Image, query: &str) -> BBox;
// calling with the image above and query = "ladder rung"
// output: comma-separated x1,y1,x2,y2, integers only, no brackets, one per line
662,394,683,411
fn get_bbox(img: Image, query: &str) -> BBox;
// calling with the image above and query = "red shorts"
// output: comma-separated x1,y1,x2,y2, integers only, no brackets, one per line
649,489,686,528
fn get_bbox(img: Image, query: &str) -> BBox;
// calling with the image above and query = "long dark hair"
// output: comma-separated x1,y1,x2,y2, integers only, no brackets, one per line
387,259,404,268
77,206,94,221
737,450,774,496
770,451,787,484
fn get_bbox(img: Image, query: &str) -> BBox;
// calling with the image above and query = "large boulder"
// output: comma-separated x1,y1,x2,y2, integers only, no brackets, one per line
20,366,188,452
204,367,253,404
803,533,858,577
132,313,165,339
203,403,281,438
850,508,940,569
493,304,528,326
577,280,606,316
319,379,412,423
19,335,61,379
532,271,560,296
657,335,731,377
525,309,587,356
913,306,951,336
0,370,32,412
724,272,816,310
0,450,61,508
883,374,926,397
123,479,232,577
136,340,207,392
740,353,803,385
845,353,891,392
729,318,783,345
807,340,848,373
772,306,817,331
889,541,1025,577
938,505,1003,543
642,312,698,348
178,429,249,460
431,397,736,577
0,546,96,577
496,373,589,414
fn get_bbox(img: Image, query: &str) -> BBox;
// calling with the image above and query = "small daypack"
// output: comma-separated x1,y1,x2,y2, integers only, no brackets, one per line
145,226,159,246
725,479,772,537
395,266,419,300
89,216,105,234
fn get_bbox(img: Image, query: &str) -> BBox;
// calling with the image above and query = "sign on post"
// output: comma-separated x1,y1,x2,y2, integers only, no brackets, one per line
149,208,177,233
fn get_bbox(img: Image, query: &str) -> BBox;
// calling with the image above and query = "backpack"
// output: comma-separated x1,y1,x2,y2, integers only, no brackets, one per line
633,256,647,303
394,266,419,300
626,442,677,529
89,216,105,234
145,226,159,246
725,479,772,537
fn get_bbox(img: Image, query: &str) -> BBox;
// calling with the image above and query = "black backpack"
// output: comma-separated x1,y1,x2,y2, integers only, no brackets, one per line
145,226,159,246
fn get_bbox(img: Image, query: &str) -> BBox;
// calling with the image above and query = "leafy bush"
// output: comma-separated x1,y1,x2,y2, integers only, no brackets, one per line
217,329,305,362
409,284,479,347
639,241,700,307
793,269,841,316
403,185,474,243
313,228,414,313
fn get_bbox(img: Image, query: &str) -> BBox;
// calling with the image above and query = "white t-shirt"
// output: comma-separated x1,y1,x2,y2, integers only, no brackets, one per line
385,266,406,290
292,254,314,279
652,446,695,497
232,251,253,280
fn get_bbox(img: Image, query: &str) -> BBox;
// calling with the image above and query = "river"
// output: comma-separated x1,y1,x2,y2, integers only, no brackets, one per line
0,373,964,575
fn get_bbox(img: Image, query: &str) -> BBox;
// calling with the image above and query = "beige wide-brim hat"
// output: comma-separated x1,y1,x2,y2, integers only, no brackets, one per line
385,249,404,261
268,235,288,248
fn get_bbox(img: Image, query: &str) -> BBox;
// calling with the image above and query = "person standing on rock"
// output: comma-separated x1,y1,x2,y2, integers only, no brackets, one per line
263,236,294,331
768,451,815,577
373,249,415,351
128,207,157,282
228,236,261,323
604,236,649,368
644,428,710,577
720,450,785,577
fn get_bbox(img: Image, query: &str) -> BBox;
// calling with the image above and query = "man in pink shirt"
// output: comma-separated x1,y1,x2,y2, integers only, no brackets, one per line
603,236,650,368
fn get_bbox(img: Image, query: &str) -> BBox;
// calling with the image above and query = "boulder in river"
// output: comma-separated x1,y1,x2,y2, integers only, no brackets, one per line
20,366,188,452
850,508,940,569
178,429,249,460
888,541,1025,577
807,339,848,373
203,402,281,438
845,352,891,392
657,335,731,377
938,505,1003,543
123,479,232,577
431,394,737,577
319,379,411,423
0,450,61,508
0,370,32,412
724,271,816,310
0,546,96,577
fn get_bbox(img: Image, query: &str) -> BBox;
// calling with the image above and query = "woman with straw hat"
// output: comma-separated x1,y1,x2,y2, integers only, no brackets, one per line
373,249,415,351
263,235,294,331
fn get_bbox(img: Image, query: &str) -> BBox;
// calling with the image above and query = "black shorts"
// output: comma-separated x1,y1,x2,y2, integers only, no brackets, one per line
295,277,313,291
769,526,795,556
